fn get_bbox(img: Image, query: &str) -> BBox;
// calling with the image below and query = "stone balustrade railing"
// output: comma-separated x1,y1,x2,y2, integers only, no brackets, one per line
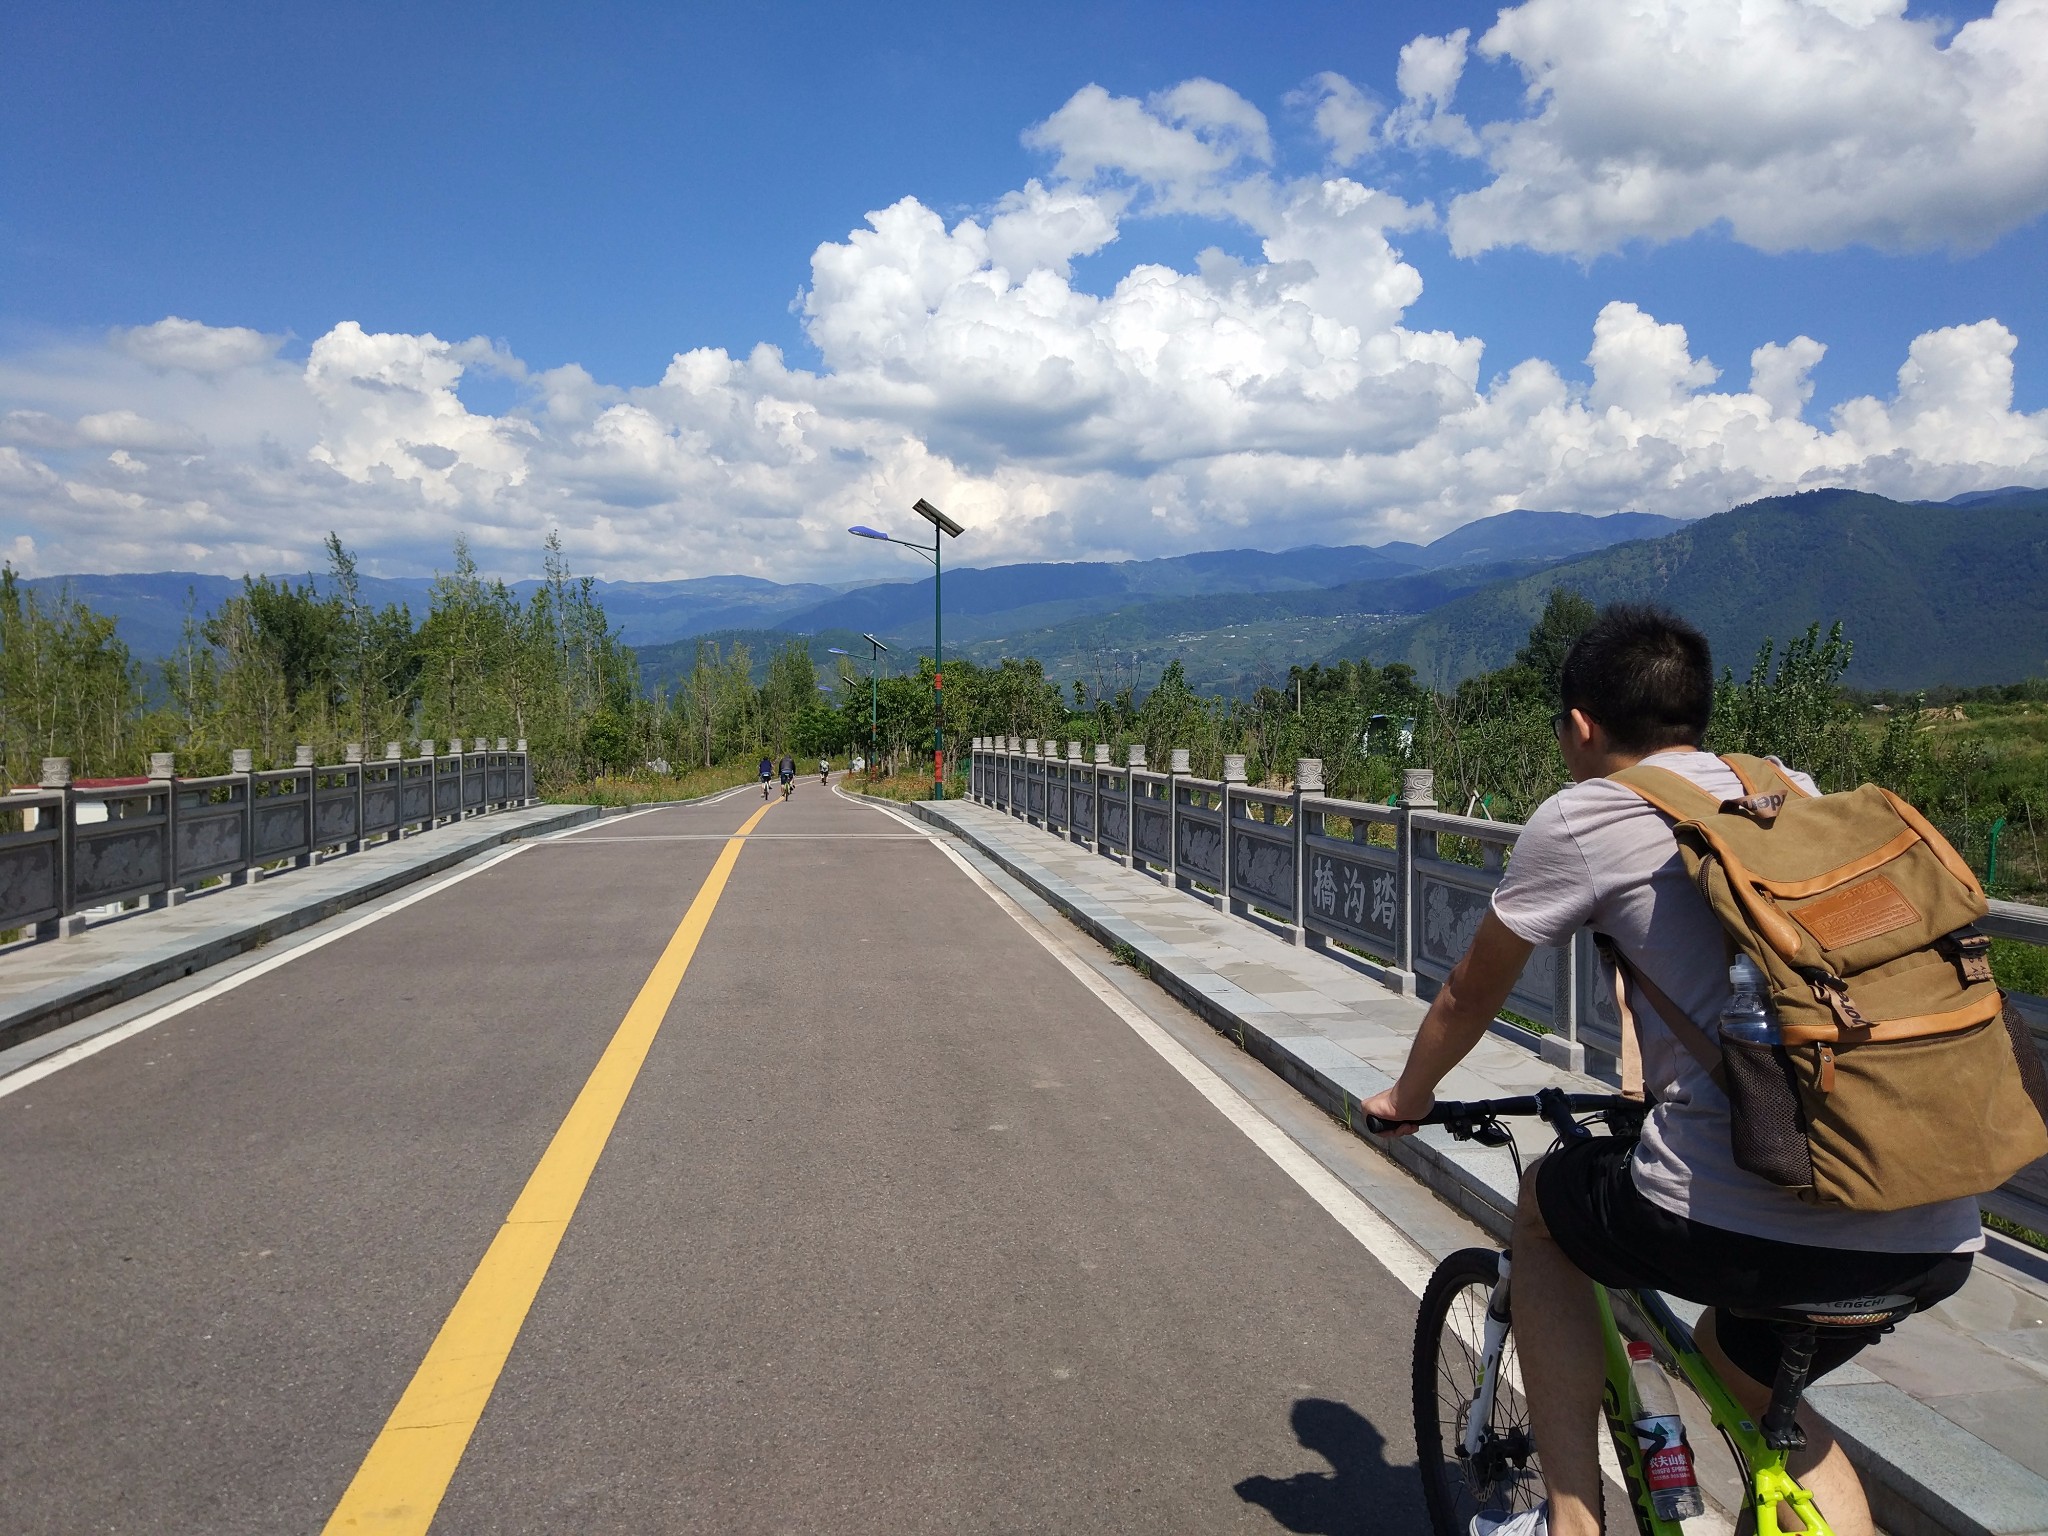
1,739,535,943
968,737,2048,1228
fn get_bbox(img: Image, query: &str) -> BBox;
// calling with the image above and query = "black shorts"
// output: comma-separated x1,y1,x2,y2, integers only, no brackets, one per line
1535,1135,1972,1387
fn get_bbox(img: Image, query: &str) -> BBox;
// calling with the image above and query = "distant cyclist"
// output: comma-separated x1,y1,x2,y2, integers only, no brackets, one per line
778,752,796,799
758,754,773,799
818,756,830,785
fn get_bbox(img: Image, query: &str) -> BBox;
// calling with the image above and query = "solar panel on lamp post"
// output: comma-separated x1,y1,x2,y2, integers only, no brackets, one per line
848,500,961,798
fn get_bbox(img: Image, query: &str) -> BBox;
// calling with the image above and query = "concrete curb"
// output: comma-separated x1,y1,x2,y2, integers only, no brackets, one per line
0,804,601,1054
908,798,2048,1536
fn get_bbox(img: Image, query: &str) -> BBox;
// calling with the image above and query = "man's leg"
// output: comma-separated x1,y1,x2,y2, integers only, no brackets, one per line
1694,1313,1873,1536
1513,1160,1608,1536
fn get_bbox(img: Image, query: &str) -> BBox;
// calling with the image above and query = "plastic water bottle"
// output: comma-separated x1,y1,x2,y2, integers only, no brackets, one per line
1719,954,1781,1045
1628,1341,1706,1521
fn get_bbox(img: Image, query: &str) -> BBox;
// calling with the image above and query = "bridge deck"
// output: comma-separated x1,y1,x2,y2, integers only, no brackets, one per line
0,780,1432,1533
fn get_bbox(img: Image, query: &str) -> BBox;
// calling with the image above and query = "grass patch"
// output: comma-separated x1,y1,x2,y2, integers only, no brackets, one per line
1111,940,1150,977
1983,1208,2048,1252
854,770,969,803
543,762,761,807
1991,937,2048,996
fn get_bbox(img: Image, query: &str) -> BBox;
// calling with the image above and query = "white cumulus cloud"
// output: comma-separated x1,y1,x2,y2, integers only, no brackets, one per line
1437,0,2048,257
114,316,280,373
0,76,2043,585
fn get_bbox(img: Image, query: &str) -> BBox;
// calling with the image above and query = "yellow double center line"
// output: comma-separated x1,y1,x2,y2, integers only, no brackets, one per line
324,799,776,1533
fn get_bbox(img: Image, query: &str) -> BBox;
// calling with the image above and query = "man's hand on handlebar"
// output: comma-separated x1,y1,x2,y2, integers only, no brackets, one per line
1361,1080,1435,1138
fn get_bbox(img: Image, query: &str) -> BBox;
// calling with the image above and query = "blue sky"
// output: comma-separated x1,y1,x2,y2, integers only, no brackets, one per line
3,0,2044,582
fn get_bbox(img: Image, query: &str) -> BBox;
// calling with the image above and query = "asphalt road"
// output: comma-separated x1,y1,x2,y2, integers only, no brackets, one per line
0,779,1429,1534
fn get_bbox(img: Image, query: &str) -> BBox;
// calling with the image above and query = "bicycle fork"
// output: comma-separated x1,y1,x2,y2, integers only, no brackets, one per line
1466,1251,1515,1458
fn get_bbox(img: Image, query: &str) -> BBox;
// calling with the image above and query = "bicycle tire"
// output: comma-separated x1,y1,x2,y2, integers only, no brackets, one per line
1414,1247,1544,1536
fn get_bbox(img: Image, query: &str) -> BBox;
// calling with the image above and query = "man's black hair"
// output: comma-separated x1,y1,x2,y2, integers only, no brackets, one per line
1557,603,1713,752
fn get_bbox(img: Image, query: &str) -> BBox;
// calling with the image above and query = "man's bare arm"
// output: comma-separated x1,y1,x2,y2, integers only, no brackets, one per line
1362,909,1533,1130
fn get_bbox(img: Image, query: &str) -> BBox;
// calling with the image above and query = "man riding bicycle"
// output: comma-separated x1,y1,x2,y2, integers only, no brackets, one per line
758,754,773,799
778,752,796,797
1363,606,1977,1536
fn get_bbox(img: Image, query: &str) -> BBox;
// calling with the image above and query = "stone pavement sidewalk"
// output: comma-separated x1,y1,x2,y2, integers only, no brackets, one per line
912,795,2048,1536
0,802,600,1058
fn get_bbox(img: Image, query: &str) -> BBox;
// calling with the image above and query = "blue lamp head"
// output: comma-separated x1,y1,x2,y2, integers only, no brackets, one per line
848,525,890,541
826,647,852,656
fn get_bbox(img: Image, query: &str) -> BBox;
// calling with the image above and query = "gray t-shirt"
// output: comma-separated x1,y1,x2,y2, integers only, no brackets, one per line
1491,749,1982,1254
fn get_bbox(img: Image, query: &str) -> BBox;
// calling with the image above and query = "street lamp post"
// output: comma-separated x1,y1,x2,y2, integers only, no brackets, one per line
847,499,963,799
826,633,890,777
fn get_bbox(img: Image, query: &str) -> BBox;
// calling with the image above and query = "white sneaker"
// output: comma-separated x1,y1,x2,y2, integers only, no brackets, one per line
1471,1503,1547,1536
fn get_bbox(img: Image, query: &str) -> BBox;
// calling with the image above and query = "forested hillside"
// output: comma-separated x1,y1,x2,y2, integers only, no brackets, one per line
1358,489,2048,689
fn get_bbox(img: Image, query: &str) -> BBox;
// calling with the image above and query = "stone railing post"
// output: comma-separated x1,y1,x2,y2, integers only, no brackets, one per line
1043,739,1061,835
418,741,437,829
344,743,366,853
1125,745,1144,870
1293,758,1323,949
1066,741,1083,844
148,752,177,909
517,738,530,803
1092,743,1110,852
230,749,256,885
1168,748,1189,888
294,745,316,866
1023,740,1039,825
1393,767,1435,995
39,758,75,938
1221,753,1247,915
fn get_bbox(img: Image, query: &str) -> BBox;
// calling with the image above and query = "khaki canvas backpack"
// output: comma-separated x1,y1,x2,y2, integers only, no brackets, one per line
1602,752,2048,1212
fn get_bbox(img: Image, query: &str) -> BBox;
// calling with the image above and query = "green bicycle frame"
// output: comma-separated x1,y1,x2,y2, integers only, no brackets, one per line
1595,1287,1831,1536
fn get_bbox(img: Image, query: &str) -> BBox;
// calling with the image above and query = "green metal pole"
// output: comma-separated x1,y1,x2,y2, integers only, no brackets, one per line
869,647,878,779
933,525,945,799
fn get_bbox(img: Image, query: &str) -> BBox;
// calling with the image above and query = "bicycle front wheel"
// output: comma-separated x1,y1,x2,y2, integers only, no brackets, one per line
1414,1247,1543,1536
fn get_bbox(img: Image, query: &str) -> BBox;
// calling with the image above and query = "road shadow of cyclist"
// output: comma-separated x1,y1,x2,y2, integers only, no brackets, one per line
1234,1396,1423,1533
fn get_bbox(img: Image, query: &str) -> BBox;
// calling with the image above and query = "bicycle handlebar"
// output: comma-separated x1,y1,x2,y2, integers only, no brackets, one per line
1364,1087,1642,1144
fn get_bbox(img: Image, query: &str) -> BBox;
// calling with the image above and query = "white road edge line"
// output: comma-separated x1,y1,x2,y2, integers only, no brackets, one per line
856,792,1673,1523
850,788,1439,1299
1,839,551,1098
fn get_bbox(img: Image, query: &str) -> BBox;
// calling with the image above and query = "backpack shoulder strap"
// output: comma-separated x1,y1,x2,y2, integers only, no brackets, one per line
1593,935,1726,1091
1608,762,1723,823
1722,752,1810,800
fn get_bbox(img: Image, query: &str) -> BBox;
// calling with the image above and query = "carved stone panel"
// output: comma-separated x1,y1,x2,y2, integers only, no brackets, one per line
363,784,400,834
1048,779,1068,825
1132,803,1170,864
1072,786,1094,835
1027,773,1044,817
400,780,433,823
1415,872,1490,978
315,796,358,844
1230,826,1295,914
175,810,245,880
0,840,59,926
436,777,460,815
1100,796,1129,848
1303,845,1398,958
1177,814,1223,883
73,825,165,903
253,801,309,860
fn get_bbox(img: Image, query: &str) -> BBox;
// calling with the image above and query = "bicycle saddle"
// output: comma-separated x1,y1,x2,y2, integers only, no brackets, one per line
1727,1295,1918,1329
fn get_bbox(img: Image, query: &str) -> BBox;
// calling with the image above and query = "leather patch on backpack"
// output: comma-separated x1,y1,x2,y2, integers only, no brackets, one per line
1794,876,1920,950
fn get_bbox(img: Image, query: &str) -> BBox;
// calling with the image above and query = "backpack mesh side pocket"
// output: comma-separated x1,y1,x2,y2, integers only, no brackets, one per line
1722,1040,1815,1190
2005,1001,2048,1129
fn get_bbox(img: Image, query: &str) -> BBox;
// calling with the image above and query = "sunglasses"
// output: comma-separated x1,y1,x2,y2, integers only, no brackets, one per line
1550,709,1571,734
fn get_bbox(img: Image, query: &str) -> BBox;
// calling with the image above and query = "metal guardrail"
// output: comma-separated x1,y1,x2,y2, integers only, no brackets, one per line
2,738,535,943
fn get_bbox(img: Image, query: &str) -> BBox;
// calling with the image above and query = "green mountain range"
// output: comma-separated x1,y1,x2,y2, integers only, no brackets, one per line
1356,488,2048,689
